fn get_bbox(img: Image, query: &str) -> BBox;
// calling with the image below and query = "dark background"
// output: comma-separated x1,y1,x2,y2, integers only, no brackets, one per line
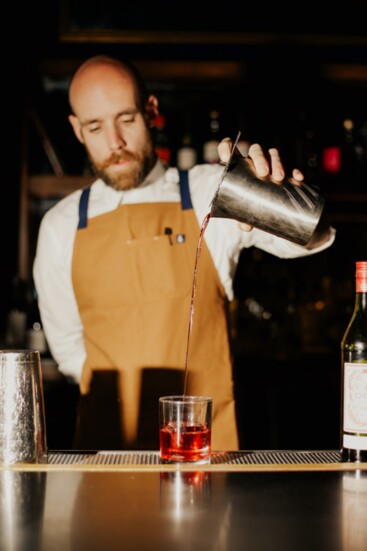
1,0,367,450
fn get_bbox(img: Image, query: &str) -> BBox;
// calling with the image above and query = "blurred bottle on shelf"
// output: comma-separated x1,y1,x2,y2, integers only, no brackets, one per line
340,117,359,191
26,285,49,357
321,144,342,189
352,119,367,188
339,116,367,192
341,118,356,169
321,116,367,192
320,115,343,190
202,110,221,164
177,116,197,170
295,111,319,184
154,114,171,166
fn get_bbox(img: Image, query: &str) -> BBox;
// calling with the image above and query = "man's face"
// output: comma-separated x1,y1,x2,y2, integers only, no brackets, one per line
69,68,155,190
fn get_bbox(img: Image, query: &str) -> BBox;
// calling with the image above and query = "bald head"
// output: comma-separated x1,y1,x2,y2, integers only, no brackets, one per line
67,55,158,191
68,56,148,115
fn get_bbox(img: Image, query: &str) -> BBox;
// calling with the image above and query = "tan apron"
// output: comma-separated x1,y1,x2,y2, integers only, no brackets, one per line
71,171,239,450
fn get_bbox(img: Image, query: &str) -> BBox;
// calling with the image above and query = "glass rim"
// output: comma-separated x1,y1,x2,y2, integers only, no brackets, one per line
0,349,41,362
159,395,212,404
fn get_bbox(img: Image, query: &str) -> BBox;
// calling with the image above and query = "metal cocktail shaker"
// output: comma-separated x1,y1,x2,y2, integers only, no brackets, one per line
0,349,47,465
210,154,325,247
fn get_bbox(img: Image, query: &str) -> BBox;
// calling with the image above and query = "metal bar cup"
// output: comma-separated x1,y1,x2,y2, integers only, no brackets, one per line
159,396,212,464
0,349,47,465
210,153,325,247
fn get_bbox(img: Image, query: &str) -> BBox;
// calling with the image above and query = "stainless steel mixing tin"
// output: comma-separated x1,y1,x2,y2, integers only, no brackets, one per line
0,349,47,465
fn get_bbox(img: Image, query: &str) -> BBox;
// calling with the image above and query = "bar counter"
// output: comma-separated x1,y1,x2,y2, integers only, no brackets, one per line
1,450,366,551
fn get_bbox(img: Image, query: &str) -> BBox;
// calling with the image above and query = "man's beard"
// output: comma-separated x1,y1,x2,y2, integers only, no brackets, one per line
88,140,156,191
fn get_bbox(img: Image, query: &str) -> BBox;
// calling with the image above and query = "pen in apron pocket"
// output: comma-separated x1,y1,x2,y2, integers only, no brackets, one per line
164,227,173,245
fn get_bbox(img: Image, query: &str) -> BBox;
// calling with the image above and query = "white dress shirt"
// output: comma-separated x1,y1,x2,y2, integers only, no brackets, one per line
33,159,335,382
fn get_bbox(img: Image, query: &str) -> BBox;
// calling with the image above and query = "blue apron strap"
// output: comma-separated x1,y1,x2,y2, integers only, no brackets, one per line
78,174,191,228
77,187,91,229
178,170,193,210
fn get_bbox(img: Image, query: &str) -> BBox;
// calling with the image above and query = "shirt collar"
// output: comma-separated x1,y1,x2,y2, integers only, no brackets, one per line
137,157,166,188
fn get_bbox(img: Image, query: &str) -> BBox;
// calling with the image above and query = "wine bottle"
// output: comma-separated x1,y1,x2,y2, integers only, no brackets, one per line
340,260,367,462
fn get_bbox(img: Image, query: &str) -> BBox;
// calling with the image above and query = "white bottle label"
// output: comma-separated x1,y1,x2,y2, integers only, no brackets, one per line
203,140,219,163
343,362,367,449
177,147,197,170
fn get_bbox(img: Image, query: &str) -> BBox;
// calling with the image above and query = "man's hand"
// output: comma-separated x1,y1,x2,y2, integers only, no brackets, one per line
217,138,304,232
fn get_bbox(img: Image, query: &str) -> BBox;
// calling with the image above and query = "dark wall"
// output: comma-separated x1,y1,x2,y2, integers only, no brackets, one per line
1,22,28,338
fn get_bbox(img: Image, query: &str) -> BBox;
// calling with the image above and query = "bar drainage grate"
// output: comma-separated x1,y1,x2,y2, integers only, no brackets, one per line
47,450,341,466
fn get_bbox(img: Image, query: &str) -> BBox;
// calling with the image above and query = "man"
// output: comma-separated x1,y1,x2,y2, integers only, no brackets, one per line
33,55,335,451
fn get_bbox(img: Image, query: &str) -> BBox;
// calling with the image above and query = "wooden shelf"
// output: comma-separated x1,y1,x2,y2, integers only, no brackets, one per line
326,192,367,202
326,192,367,223
29,175,94,198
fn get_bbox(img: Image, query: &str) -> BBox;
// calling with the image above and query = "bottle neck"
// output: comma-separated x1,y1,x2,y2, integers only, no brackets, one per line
355,261,367,308
355,291,367,311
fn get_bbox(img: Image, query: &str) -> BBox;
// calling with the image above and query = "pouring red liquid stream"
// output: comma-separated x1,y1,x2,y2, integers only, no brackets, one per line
183,211,211,396
182,133,240,397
